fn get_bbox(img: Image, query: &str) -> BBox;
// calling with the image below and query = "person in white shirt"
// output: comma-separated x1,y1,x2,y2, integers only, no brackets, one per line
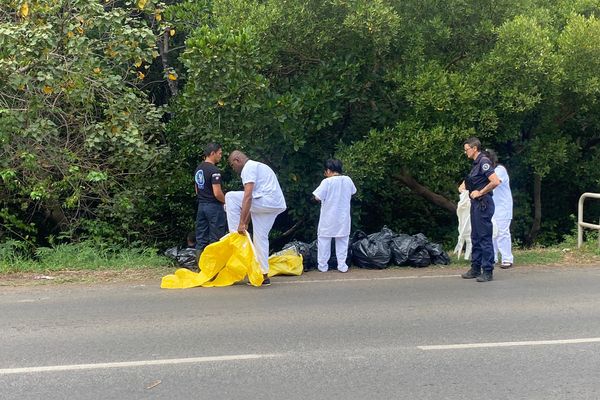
486,149,514,268
225,150,287,285
312,159,357,273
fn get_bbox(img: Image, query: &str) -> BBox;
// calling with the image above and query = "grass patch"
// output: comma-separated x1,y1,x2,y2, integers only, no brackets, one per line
447,247,563,268
1,235,599,277
512,247,563,265
448,248,561,268
448,240,599,267
0,241,172,274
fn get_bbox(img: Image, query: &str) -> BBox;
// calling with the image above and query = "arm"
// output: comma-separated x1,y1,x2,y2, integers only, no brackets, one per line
212,183,225,203
237,182,254,234
470,173,500,199
312,179,327,203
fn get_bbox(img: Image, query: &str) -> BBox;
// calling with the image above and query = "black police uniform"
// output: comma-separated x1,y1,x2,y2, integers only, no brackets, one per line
465,152,496,273
194,161,226,255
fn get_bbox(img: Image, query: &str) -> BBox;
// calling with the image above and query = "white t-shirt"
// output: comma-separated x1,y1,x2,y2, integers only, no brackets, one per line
313,175,357,237
241,160,286,211
493,165,513,220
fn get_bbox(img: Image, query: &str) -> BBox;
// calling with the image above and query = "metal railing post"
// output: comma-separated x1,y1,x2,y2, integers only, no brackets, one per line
577,192,600,249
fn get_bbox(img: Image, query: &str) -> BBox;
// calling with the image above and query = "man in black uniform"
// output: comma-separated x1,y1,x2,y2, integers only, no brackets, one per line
460,137,501,282
194,143,226,256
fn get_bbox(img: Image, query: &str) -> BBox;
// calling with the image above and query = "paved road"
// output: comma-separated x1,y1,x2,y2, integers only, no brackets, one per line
1,266,600,399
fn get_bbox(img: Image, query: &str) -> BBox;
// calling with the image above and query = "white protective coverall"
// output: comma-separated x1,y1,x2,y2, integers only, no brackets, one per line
454,190,473,260
312,175,357,272
454,190,498,260
225,160,286,274
492,165,513,264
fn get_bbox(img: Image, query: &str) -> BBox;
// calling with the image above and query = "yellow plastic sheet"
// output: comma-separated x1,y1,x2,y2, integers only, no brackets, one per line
267,247,303,277
161,232,263,289
161,233,303,289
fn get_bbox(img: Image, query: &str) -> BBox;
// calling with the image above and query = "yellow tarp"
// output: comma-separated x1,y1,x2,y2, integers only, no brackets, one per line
161,232,303,289
267,247,304,277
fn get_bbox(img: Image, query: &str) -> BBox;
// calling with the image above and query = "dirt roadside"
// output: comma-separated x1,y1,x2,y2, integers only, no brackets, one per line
2,262,600,289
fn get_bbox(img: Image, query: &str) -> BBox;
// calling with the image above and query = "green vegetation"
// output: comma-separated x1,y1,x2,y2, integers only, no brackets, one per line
510,248,564,266
1,0,600,267
0,240,170,274
1,238,597,277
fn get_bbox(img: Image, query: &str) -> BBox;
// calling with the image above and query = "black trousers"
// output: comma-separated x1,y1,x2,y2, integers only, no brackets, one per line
470,194,495,272
195,202,226,255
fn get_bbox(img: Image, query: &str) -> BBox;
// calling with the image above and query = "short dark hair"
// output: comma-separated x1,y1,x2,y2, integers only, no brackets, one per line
187,231,196,244
463,137,481,151
324,159,343,174
483,148,498,167
204,142,222,157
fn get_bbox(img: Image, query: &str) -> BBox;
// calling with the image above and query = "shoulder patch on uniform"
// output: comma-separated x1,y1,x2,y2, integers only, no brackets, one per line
482,163,490,171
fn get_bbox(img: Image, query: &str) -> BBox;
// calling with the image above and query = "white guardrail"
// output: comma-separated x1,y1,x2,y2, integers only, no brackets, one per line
577,192,600,248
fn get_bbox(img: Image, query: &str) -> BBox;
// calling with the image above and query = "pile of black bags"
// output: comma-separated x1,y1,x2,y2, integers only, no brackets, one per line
164,246,198,270
282,239,352,272
282,226,450,270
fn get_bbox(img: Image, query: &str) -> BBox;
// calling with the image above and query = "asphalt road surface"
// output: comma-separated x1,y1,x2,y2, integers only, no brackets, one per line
2,266,600,400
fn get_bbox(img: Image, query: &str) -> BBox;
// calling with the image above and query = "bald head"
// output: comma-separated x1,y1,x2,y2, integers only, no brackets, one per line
228,150,249,174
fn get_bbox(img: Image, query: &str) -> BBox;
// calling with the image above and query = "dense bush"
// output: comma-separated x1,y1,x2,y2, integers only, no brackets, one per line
1,0,599,259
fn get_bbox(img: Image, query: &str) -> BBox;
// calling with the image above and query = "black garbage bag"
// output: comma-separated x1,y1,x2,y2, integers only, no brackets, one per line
410,248,431,267
389,234,413,266
425,243,451,265
164,246,178,260
390,233,429,266
303,239,352,271
307,240,318,270
164,246,198,270
389,233,433,267
407,233,431,267
351,230,368,244
351,227,395,269
283,241,316,271
327,239,353,270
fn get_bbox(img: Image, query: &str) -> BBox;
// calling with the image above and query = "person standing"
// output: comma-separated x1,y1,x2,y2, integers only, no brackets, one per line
485,149,514,269
460,137,501,282
225,150,287,286
194,143,226,256
313,159,357,273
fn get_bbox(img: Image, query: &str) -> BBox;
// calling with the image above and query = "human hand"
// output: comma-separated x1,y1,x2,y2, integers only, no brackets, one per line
237,223,247,235
469,190,480,199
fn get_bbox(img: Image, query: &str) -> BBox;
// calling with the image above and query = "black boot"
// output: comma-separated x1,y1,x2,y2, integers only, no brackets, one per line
476,271,493,282
461,268,481,279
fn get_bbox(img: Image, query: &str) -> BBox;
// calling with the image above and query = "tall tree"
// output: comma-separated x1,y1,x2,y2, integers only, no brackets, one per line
0,0,166,243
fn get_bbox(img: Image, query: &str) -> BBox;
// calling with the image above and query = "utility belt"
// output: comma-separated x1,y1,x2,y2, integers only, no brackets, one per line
470,192,492,212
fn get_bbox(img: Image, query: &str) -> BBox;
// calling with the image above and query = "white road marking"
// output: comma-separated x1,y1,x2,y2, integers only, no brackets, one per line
15,298,49,303
278,274,461,284
0,353,282,375
418,337,600,351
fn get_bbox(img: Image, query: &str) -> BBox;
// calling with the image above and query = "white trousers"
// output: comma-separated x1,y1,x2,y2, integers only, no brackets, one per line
317,236,350,272
225,191,282,274
492,218,513,264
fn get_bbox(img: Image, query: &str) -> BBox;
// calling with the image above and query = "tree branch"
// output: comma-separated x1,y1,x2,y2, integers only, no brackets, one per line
393,168,457,213
159,28,178,97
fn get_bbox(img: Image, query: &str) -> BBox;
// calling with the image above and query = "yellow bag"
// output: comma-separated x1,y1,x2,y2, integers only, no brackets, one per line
161,232,264,289
267,247,303,277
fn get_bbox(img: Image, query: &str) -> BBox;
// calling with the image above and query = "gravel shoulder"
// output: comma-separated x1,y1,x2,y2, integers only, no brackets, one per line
2,262,600,290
